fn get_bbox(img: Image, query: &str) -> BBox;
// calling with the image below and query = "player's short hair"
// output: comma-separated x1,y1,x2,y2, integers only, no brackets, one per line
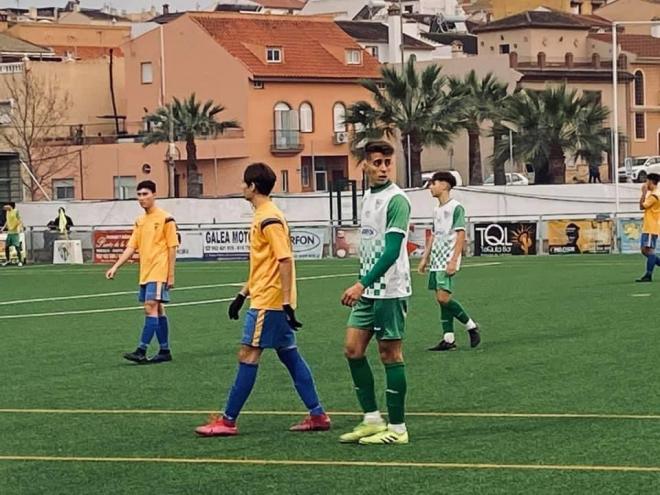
3,201,15,208
431,171,457,189
244,162,277,195
137,180,156,193
647,173,660,184
364,140,394,160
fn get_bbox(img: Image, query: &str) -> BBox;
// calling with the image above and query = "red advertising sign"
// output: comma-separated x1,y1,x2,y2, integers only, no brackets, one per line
93,230,139,264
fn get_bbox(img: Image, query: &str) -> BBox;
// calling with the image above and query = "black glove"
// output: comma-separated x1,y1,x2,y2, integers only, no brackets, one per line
228,293,246,320
283,304,303,330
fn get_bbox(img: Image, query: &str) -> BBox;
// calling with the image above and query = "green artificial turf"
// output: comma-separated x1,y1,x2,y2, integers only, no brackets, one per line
0,256,658,494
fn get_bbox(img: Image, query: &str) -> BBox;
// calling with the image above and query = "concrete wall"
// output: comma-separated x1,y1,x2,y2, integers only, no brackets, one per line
7,23,131,48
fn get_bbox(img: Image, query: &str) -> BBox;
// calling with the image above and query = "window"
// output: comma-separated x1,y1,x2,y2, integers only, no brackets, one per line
266,47,282,63
404,5,413,13
281,170,289,193
634,70,645,106
273,102,300,149
114,176,136,200
366,45,379,59
333,102,346,133
301,163,311,188
0,99,13,125
635,112,646,140
583,90,602,105
0,163,11,202
299,102,313,133
252,80,265,89
499,44,510,54
53,178,74,200
140,62,153,84
345,49,362,65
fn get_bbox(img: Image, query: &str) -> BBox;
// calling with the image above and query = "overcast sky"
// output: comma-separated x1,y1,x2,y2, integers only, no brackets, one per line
1,1,213,12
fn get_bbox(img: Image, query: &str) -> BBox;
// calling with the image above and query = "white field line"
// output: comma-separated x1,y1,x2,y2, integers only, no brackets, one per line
630,294,652,297
0,408,658,421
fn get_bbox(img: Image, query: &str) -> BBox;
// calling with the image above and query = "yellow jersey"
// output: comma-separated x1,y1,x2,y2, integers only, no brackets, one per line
128,207,179,285
5,209,21,233
642,192,660,235
248,201,297,310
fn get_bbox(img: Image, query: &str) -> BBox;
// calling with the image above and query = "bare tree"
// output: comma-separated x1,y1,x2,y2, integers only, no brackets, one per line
0,68,74,200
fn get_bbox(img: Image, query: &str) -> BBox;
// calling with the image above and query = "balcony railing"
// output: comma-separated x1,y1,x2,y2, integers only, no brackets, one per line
0,63,24,75
271,129,303,155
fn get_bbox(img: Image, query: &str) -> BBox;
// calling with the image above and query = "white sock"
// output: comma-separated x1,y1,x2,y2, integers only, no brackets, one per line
466,319,477,330
388,423,407,434
364,411,384,425
444,332,455,344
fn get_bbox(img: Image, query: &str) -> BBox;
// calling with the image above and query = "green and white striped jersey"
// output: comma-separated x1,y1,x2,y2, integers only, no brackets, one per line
430,199,466,272
359,182,412,299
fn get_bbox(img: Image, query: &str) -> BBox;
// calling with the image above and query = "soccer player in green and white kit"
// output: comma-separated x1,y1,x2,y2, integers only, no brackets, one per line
340,141,411,446
419,171,479,351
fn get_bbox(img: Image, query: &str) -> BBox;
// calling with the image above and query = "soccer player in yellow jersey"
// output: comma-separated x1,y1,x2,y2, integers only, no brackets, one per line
2,202,25,267
636,172,660,282
196,163,330,437
105,181,179,364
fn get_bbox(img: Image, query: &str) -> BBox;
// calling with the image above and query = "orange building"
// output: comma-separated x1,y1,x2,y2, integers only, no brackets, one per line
63,12,382,200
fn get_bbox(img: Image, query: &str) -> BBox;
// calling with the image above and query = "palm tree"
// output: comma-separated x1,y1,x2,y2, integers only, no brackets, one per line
143,94,240,198
344,56,460,188
495,85,610,184
449,71,508,185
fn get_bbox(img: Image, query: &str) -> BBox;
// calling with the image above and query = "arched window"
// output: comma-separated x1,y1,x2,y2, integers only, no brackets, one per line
333,102,346,133
634,70,645,106
274,102,298,131
299,102,313,133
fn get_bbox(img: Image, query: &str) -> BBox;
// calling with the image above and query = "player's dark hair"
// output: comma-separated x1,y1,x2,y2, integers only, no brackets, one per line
364,140,394,159
647,173,660,184
431,171,457,189
137,180,156,193
244,163,276,195
4,202,15,208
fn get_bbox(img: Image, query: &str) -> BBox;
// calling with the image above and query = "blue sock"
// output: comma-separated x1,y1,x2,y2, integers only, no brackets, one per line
223,362,259,422
138,317,159,350
156,316,170,351
277,347,324,416
645,253,657,275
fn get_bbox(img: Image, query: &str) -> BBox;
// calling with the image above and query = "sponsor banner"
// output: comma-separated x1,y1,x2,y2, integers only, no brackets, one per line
0,232,27,262
407,224,433,257
547,219,613,255
177,231,204,260
93,230,139,264
474,222,537,256
203,227,326,260
618,218,643,254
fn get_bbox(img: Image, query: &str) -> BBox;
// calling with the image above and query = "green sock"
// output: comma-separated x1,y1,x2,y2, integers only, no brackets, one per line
447,299,470,325
385,362,407,425
440,304,454,334
347,357,378,414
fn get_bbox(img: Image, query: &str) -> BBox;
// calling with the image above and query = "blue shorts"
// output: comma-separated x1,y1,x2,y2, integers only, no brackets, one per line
138,282,170,303
640,233,658,250
241,309,296,349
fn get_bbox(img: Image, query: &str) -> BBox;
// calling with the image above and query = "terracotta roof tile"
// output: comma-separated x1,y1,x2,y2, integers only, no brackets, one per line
189,13,382,79
589,33,660,58
473,9,611,33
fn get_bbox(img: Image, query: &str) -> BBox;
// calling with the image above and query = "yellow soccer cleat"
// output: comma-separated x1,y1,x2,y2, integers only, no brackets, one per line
358,429,409,445
339,422,387,443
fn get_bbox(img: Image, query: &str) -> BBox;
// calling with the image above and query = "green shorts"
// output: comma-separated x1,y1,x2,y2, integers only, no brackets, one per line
5,233,21,248
347,297,408,341
428,271,454,293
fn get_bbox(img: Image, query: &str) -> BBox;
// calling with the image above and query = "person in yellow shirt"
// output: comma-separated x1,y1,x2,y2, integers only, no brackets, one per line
2,202,25,267
105,181,179,364
196,163,330,438
637,172,660,282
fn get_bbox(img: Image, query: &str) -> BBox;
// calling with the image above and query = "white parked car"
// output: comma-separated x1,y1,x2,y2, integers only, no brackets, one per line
483,173,529,186
618,156,660,183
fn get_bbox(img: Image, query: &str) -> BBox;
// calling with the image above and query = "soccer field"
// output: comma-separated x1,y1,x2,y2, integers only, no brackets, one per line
0,256,659,494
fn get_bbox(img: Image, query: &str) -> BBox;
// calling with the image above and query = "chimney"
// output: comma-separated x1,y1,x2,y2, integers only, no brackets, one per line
565,52,574,68
509,51,518,68
163,4,170,16
28,7,37,19
537,51,546,69
387,3,403,65
591,52,601,69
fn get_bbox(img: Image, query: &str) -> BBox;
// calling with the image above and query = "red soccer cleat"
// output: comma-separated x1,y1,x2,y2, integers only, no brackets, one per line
195,415,238,437
289,413,332,432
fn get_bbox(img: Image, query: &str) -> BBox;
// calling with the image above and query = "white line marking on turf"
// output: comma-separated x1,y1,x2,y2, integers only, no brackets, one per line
0,408,658,420
0,455,658,473
0,273,356,307
631,293,652,297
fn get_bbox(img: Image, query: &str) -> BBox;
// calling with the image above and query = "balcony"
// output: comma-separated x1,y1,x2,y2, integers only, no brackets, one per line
271,130,303,156
0,63,24,75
